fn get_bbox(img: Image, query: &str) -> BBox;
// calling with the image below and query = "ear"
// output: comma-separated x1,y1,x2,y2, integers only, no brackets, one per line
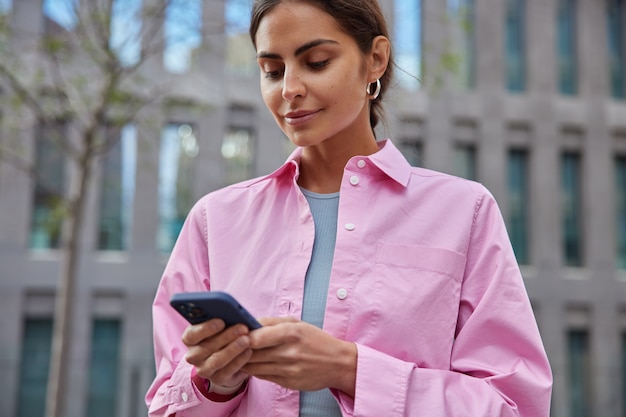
367,35,391,83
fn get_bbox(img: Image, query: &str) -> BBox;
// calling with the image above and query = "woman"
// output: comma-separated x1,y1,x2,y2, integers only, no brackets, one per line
146,0,553,416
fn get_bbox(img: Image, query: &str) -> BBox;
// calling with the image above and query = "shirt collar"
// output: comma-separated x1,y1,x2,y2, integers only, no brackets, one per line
364,139,412,187
250,139,412,188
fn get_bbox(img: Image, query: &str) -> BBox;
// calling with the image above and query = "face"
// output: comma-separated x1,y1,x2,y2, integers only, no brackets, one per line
254,1,377,149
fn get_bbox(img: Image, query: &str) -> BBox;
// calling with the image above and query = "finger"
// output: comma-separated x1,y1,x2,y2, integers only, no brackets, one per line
241,361,292,388
257,316,298,327
204,347,254,386
185,324,249,366
244,345,290,364
206,334,251,368
248,321,303,350
182,319,226,346
195,335,252,382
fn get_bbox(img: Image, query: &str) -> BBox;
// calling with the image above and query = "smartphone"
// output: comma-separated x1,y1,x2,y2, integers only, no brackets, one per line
170,291,262,330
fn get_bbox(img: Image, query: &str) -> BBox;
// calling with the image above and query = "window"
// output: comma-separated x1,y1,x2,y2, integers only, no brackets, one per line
567,330,592,417
395,0,422,90
16,318,53,417
110,0,142,67
226,0,256,76
557,0,578,95
98,124,136,251
0,0,9,46
29,123,66,250
505,0,526,92
562,152,583,267
42,0,77,32
608,0,626,99
0,0,11,15
448,0,476,88
157,123,198,252
222,127,255,185
86,319,121,417
508,149,529,264
622,331,626,417
454,144,476,180
164,0,202,73
616,156,626,268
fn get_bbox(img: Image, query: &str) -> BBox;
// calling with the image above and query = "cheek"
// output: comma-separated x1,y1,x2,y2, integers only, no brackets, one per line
333,69,366,99
261,84,282,113
330,77,366,109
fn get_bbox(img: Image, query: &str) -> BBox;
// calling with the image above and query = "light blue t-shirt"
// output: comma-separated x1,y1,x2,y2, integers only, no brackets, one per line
299,188,342,417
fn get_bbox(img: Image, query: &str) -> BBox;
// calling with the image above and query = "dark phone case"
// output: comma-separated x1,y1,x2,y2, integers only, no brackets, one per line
170,291,262,329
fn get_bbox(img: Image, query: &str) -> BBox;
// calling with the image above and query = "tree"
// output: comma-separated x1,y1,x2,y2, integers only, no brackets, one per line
0,1,214,416
0,1,467,415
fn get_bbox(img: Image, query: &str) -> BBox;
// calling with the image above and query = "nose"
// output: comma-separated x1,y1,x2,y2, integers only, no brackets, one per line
282,69,306,101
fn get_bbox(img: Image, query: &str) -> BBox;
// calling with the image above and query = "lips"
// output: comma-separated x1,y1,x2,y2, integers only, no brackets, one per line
284,110,320,126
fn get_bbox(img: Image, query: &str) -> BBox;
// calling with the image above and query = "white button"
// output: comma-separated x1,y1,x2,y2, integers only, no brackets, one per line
337,288,348,299
357,160,366,168
349,176,360,185
345,223,355,231
181,392,189,402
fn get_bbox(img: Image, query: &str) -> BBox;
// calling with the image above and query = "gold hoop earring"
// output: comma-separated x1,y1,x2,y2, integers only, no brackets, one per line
366,79,382,100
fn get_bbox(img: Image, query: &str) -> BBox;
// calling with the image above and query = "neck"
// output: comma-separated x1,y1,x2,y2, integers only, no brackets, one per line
297,136,379,194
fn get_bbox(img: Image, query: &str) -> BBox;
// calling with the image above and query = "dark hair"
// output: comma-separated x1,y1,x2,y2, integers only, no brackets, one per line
249,0,394,131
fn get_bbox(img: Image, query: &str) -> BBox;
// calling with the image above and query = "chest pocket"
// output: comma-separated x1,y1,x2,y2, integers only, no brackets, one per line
368,243,466,367
375,243,466,277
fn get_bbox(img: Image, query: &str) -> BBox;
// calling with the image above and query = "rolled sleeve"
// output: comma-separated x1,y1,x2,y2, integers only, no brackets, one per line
148,360,243,417
335,344,412,416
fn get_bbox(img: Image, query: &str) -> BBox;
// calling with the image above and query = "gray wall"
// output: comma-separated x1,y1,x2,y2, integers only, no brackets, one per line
0,0,625,416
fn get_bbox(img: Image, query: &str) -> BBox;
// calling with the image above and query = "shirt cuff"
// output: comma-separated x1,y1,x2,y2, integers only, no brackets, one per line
191,371,247,403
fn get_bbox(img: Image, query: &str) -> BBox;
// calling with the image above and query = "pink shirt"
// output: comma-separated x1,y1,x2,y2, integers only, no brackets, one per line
146,139,552,417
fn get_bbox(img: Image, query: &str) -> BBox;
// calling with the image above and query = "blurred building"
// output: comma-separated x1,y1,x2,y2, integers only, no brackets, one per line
0,0,625,416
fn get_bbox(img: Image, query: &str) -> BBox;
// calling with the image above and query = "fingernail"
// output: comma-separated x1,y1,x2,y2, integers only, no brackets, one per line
209,320,219,331
237,336,249,348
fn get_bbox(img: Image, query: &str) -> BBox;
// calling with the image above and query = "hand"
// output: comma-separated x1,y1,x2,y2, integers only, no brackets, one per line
182,319,253,388
242,317,357,397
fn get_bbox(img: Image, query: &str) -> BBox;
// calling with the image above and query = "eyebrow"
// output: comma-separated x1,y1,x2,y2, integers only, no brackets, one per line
256,39,339,60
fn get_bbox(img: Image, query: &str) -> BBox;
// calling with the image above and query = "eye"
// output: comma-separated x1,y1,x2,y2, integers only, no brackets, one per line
265,69,283,79
259,62,284,80
309,60,329,70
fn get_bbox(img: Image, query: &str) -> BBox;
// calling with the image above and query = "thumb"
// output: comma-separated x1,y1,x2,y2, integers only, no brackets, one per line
257,316,298,327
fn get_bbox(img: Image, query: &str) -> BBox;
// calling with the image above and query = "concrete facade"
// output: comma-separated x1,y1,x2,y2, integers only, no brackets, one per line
0,0,625,416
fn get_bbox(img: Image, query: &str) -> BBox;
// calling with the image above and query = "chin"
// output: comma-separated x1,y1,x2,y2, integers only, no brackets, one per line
284,129,324,148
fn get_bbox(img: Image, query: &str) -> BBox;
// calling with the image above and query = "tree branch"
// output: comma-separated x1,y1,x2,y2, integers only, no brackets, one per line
0,145,68,208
